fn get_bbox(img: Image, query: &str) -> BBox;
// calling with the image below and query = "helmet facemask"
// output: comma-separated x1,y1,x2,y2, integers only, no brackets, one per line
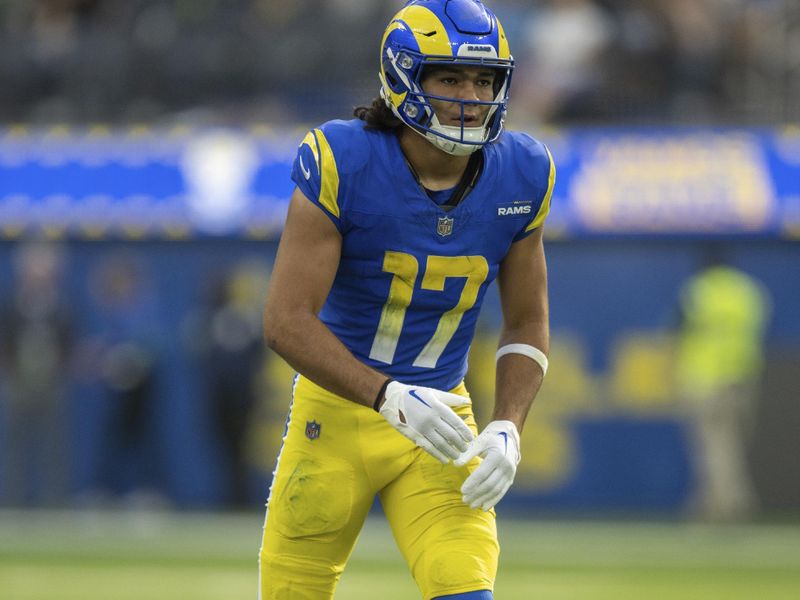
381,46,513,156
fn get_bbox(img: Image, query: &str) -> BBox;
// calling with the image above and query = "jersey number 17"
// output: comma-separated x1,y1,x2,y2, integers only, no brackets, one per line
369,251,489,369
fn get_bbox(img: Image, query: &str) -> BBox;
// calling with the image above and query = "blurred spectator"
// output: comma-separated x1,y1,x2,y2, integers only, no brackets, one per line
183,259,270,506
657,0,742,120
674,248,771,522
81,251,165,505
0,241,74,506
595,0,675,120
514,0,614,123
0,0,797,124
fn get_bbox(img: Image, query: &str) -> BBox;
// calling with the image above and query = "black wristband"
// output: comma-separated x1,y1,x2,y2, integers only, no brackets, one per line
373,378,393,412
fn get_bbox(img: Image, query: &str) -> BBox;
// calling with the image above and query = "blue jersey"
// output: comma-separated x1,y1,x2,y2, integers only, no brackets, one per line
291,119,554,390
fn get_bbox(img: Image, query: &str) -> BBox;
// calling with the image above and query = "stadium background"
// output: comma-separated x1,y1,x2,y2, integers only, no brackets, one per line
1,1,799,599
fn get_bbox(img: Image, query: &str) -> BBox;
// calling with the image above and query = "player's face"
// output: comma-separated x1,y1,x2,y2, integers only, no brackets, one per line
421,66,497,127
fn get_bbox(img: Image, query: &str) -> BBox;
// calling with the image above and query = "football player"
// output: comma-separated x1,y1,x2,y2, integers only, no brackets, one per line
260,1,554,598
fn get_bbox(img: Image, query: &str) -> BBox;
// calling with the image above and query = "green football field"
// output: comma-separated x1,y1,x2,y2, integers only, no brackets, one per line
1,510,799,599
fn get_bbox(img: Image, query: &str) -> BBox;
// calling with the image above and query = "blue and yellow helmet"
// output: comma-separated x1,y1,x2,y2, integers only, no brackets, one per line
379,0,514,156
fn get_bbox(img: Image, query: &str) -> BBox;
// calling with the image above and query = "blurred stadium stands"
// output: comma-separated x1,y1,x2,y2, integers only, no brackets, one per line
1,0,799,521
0,0,798,125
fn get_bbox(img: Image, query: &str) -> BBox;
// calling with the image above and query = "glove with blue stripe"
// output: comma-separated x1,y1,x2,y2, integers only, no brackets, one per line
454,420,521,511
379,381,474,464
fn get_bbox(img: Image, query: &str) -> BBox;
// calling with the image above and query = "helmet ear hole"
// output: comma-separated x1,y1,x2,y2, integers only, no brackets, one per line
382,57,403,92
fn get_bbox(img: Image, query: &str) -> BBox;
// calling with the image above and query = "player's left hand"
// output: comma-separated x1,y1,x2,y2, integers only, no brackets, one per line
454,420,521,511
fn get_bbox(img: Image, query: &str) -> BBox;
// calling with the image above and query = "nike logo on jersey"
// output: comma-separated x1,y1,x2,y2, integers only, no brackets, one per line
299,155,311,180
497,205,531,216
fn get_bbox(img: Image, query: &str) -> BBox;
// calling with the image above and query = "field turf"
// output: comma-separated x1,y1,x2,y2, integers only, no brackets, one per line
1,510,799,599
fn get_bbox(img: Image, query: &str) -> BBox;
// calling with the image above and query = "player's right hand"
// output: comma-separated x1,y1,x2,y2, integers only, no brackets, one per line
379,381,474,464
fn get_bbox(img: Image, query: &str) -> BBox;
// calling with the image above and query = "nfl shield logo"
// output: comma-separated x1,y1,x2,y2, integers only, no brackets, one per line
436,216,454,237
305,420,321,440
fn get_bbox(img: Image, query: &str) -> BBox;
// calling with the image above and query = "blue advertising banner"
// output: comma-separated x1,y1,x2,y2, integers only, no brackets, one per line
542,127,800,237
0,125,798,239
0,125,297,239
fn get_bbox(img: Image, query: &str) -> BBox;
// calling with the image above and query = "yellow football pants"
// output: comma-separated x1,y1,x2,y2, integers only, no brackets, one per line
259,375,498,599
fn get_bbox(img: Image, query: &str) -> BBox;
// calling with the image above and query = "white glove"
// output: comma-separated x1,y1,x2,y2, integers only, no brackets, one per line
454,420,520,511
379,381,474,464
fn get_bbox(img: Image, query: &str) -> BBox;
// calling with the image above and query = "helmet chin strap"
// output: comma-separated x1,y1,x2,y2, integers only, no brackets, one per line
423,114,488,156
426,129,483,156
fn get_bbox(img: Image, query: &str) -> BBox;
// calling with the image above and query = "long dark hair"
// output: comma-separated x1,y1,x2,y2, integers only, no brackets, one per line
353,96,402,130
